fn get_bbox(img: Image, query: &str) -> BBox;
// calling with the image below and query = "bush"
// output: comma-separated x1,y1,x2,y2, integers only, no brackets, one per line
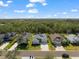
61,39,70,47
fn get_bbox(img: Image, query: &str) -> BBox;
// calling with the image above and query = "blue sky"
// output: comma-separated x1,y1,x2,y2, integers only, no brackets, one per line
0,0,79,18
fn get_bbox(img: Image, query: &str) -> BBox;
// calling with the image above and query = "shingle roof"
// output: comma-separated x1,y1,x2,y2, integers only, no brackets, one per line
49,33,63,40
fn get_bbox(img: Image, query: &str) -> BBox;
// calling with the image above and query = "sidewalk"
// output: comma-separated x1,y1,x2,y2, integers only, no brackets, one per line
71,57,79,59
22,57,35,59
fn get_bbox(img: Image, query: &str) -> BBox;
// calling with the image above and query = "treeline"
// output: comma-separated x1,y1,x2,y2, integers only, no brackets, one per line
0,19,79,33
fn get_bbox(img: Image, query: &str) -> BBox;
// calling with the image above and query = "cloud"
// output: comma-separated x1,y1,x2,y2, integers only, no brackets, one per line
62,12,67,15
26,3,34,7
0,1,8,7
53,14,57,17
42,2,47,6
71,9,78,12
28,8,39,13
14,10,26,13
7,1,13,3
29,0,45,3
29,0,48,6
0,0,12,7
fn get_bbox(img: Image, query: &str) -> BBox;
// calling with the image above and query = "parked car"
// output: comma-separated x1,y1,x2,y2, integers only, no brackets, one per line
62,53,69,58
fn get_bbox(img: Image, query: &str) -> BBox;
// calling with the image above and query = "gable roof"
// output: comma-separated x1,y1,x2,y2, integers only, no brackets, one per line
49,33,63,40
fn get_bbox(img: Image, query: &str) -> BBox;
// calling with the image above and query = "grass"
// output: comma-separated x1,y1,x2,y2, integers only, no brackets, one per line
47,34,55,50
27,34,41,50
4,34,19,50
64,44,79,51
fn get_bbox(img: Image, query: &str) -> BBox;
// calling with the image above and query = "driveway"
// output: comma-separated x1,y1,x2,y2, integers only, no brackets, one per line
55,46,65,59
0,42,9,50
41,44,49,51
55,46,65,51
8,43,18,51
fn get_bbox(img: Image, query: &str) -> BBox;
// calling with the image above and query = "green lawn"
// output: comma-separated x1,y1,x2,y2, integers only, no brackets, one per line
27,34,41,50
47,34,55,50
64,44,79,51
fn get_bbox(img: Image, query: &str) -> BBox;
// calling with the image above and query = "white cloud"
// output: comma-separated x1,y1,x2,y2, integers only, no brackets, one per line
42,2,47,6
71,9,78,12
7,1,13,3
14,10,26,13
28,8,39,13
29,0,47,6
29,0,45,3
26,3,34,7
54,14,57,17
0,1,11,7
0,1,8,7
62,12,67,15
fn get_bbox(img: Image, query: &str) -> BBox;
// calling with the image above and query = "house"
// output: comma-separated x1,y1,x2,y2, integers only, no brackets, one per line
38,34,47,44
66,34,79,45
66,34,76,43
32,38,40,46
32,34,47,45
17,33,30,49
49,34,63,47
3,33,11,42
10,32,16,37
22,32,30,40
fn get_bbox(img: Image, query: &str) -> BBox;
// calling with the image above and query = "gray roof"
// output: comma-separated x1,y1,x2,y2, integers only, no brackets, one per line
32,39,40,45
34,34,47,44
66,34,79,43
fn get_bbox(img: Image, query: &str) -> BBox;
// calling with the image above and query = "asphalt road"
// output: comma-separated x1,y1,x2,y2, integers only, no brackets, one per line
17,51,79,57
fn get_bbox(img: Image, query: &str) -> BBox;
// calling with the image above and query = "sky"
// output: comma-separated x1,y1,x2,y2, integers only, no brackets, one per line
0,0,79,19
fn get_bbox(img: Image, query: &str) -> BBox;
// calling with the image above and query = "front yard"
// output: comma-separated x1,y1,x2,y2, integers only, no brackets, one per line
64,44,79,51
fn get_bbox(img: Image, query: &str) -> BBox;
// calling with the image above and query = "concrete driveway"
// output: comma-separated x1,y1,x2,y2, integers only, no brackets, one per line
8,42,18,51
56,57,62,59
55,46,65,51
41,44,49,51
0,42,9,50
55,46,65,59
